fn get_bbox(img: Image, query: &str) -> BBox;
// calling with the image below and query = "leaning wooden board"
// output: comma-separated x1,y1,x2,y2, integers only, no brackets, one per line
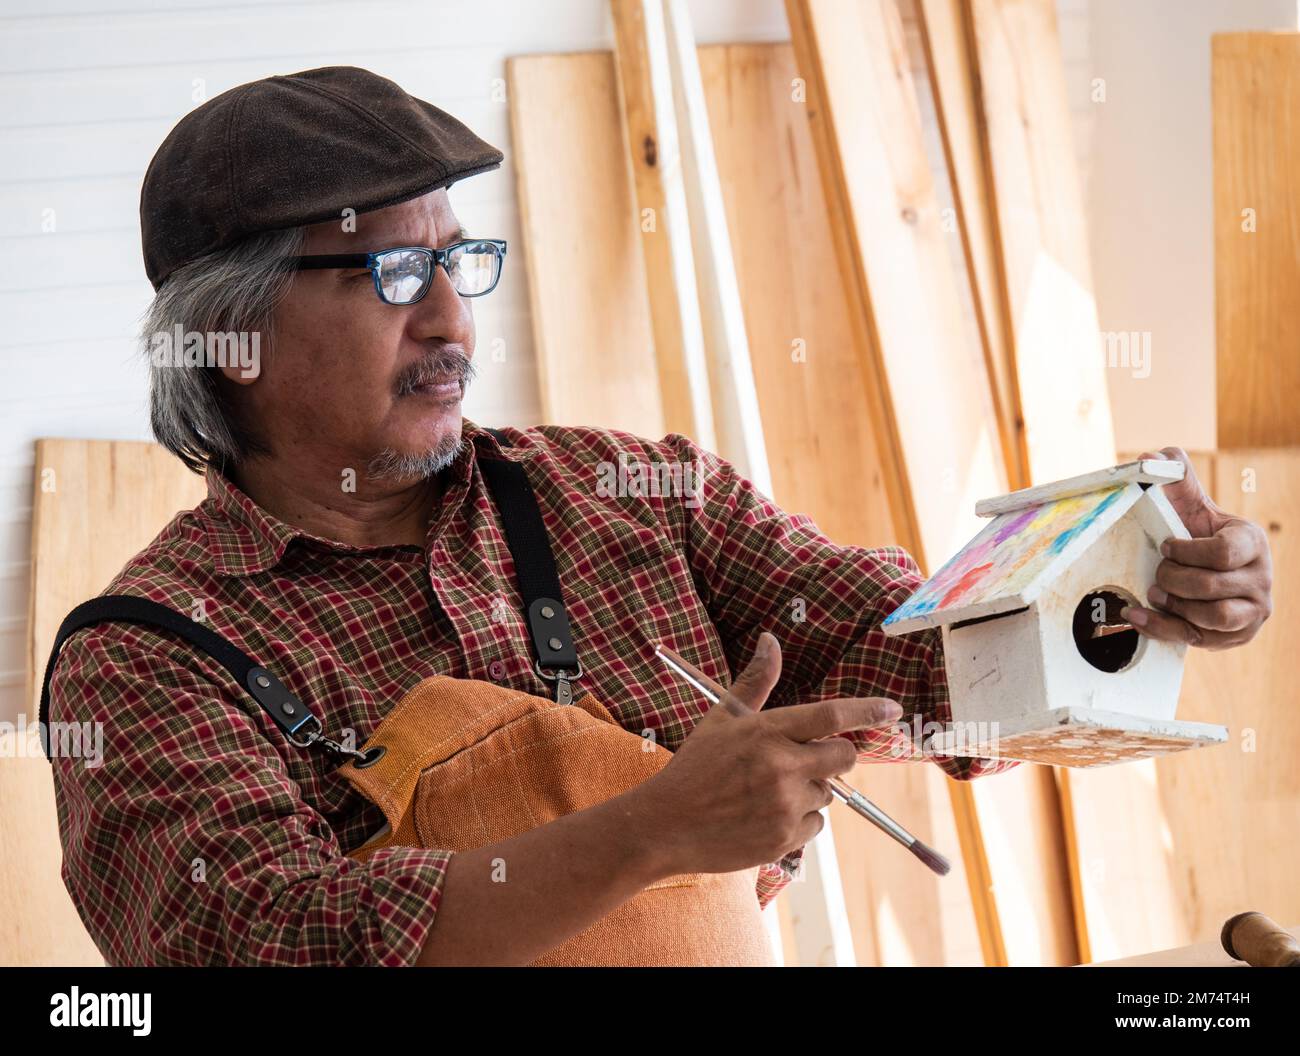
0,745,102,966
1151,450,1300,952
1052,448,1300,963
699,40,981,966
26,439,207,718
911,0,1080,966
914,0,1024,482
963,0,1116,485
1212,33,1300,449
609,0,715,445
661,0,774,494
782,0,1003,569
941,0,1180,963
784,0,1083,966
11,438,205,967
510,38,988,964
512,44,792,962
507,52,667,441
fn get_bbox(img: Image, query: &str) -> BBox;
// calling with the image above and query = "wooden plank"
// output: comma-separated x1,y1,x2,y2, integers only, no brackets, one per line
965,761,1078,965
1054,452,1223,963
784,0,1010,966
699,39,978,967
973,459,1184,518
959,0,1178,966
1213,33,1300,448
665,5,863,965
27,439,207,718
511,42,802,965
698,44,894,549
910,0,1081,967
1146,450,1300,959
662,0,773,494
916,0,1026,483
0,747,102,965
13,438,205,967
789,0,1089,966
609,0,717,445
506,52,666,439
783,0,1003,567
775,889,799,965
965,0,1115,485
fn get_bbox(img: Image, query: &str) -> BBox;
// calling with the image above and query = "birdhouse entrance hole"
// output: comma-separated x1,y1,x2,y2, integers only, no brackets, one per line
1072,588,1143,673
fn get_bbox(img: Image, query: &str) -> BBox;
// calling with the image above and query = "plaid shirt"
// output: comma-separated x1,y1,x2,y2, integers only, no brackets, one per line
47,418,1016,966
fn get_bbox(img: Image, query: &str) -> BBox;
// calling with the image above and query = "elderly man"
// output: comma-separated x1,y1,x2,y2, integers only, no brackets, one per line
44,67,1272,967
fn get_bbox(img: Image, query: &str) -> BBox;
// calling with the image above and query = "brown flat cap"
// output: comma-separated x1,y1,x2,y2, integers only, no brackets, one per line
140,66,503,289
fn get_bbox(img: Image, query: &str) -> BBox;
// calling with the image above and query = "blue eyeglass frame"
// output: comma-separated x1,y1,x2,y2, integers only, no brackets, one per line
288,238,507,304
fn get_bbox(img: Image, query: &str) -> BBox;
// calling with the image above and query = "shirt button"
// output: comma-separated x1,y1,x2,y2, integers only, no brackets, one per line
488,659,507,681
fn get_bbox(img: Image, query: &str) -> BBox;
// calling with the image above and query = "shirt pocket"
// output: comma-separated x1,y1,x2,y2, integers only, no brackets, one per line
564,517,728,739
579,520,691,619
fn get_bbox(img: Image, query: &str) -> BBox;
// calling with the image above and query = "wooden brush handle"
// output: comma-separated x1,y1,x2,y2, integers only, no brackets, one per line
1220,911,1300,967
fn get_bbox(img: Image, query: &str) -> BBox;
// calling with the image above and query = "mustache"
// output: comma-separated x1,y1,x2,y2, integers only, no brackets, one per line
395,346,477,396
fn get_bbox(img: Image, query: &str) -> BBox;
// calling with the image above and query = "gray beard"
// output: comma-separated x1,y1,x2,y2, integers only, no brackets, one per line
365,429,466,482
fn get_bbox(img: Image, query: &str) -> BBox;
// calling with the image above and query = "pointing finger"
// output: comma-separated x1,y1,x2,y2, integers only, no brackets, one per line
764,696,903,743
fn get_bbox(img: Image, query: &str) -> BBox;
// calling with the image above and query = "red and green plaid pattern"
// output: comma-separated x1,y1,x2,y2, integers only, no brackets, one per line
47,418,1015,966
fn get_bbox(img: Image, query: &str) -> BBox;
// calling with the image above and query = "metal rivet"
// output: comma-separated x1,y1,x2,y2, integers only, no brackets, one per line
281,701,296,716
548,636,563,651
255,675,271,689
541,605,555,619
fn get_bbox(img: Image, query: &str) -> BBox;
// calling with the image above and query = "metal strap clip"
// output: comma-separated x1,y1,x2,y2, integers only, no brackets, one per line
535,657,583,705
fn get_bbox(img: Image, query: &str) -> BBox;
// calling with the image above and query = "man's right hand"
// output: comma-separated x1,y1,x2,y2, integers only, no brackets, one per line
629,631,902,875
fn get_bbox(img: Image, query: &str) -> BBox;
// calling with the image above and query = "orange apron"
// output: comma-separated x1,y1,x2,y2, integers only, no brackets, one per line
338,674,776,966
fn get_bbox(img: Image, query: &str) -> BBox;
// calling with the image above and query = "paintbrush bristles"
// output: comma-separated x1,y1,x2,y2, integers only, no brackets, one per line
909,839,952,877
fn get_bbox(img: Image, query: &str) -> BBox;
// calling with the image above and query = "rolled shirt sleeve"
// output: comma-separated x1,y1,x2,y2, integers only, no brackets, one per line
47,628,450,966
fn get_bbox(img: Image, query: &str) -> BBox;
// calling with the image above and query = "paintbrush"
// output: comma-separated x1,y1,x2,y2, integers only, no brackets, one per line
653,643,951,877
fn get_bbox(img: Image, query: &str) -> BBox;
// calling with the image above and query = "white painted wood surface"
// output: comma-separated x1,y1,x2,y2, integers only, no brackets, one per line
974,459,1184,517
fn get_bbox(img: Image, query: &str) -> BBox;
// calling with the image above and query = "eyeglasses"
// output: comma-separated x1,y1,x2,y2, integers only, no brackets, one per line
288,239,507,305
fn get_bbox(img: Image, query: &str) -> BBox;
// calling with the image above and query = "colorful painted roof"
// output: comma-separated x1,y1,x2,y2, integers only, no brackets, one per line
882,484,1138,634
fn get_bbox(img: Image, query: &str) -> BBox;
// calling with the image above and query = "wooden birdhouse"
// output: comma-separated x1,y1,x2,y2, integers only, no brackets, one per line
882,460,1228,767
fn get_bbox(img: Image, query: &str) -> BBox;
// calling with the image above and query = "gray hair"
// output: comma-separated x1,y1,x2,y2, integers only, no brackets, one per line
143,226,305,474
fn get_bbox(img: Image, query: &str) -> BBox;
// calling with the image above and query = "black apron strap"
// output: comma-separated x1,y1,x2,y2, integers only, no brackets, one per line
479,428,582,703
37,594,345,763
39,425,583,760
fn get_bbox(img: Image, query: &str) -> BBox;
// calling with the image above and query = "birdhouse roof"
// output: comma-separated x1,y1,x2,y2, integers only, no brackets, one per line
881,460,1187,635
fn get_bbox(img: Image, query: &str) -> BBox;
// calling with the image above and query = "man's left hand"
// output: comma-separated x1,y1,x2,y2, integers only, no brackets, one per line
1121,446,1273,650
